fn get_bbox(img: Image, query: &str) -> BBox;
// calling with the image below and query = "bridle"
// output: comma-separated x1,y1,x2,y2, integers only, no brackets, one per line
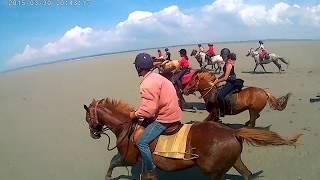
185,75,217,99
87,99,133,151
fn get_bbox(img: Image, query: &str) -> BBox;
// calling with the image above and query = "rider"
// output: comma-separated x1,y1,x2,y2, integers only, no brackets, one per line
157,49,164,59
198,44,206,63
130,53,182,179
171,49,190,92
164,48,171,60
206,43,216,58
256,40,267,62
211,48,236,117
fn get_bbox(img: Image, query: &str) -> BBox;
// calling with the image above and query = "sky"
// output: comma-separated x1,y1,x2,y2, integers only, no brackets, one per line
1,0,320,71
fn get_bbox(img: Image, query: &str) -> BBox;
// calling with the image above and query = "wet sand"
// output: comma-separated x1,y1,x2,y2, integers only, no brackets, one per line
0,40,319,179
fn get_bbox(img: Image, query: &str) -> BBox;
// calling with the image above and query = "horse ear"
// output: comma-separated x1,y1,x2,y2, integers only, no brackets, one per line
84,104,89,113
92,98,96,103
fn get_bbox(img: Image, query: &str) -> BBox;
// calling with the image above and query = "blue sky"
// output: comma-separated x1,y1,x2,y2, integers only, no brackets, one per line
1,0,320,71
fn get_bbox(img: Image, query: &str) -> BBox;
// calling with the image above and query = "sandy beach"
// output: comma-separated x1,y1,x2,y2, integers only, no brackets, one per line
0,40,319,180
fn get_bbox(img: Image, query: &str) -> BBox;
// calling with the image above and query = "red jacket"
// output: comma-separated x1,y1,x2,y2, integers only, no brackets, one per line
179,56,189,68
207,46,215,55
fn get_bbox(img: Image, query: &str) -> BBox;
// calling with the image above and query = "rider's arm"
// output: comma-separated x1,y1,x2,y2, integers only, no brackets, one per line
135,84,160,119
213,63,232,85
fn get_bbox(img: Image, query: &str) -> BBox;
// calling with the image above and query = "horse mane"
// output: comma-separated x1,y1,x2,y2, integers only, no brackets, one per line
100,98,134,116
192,69,216,82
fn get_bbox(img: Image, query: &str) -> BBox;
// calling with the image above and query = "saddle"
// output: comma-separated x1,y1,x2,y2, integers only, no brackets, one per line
131,119,183,143
259,54,270,63
181,70,195,86
207,79,244,113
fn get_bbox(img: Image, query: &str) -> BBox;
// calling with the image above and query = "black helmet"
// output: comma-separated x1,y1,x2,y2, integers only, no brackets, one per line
133,53,154,75
165,48,169,51
229,52,236,61
259,40,263,44
179,49,187,56
157,49,161,52
220,48,231,61
198,44,202,47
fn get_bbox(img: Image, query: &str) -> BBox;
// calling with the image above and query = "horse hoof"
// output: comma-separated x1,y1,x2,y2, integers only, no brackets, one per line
105,175,113,180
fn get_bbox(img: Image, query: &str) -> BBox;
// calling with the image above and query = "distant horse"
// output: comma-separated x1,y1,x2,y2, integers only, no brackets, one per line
191,49,223,73
83,98,301,180
153,60,194,110
183,70,291,127
246,48,289,73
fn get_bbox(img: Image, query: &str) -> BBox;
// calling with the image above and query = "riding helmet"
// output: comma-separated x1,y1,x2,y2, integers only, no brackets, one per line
220,48,231,61
165,48,169,51
259,40,263,44
133,53,154,74
179,49,187,56
198,44,202,47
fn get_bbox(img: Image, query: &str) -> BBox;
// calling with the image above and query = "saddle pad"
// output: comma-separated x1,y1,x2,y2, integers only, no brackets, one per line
153,124,192,159
181,71,195,85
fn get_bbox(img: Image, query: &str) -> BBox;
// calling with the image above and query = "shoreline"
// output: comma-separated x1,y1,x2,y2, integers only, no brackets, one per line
2,39,318,73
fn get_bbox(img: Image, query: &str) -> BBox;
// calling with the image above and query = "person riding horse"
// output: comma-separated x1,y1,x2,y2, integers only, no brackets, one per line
256,40,268,63
206,43,215,58
130,53,182,180
211,48,238,117
171,49,190,94
157,49,164,59
164,48,171,60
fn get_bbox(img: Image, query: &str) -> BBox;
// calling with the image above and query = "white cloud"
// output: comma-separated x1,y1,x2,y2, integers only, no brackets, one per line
7,1,320,69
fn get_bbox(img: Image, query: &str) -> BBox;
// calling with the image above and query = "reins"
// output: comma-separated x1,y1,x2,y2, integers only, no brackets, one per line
90,99,133,152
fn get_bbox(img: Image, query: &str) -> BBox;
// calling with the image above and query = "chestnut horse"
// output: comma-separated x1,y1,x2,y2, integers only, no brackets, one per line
83,98,301,180
183,70,291,127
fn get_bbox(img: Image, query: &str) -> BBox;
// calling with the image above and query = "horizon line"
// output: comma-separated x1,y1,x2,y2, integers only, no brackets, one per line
1,38,318,73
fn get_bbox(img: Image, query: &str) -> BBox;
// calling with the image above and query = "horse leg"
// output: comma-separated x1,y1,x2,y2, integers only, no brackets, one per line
210,169,228,180
260,64,267,72
233,156,253,180
105,153,125,180
253,64,258,73
273,61,282,72
204,112,219,122
244,109,258,127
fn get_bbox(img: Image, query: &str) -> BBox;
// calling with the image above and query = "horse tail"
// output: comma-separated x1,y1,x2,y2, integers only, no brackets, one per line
265,92,291,111
279,57,289,68
234,128,302,146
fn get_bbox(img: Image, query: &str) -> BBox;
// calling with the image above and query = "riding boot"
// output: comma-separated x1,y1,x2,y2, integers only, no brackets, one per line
141,169,158,180
219,102,225,117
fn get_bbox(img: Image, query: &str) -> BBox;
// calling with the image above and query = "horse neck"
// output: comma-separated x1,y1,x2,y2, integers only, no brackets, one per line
198,78,215,103
97,108,129,138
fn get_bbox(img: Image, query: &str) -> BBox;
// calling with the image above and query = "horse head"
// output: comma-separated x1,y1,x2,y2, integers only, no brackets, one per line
183,70,216,95
190,49,197,56
246,48,259,57
83,98,132,139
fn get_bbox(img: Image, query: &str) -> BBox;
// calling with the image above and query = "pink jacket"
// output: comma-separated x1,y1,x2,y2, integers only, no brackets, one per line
135,72,182,123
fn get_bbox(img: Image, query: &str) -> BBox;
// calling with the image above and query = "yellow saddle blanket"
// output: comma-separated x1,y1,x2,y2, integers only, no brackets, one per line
153,124,194,159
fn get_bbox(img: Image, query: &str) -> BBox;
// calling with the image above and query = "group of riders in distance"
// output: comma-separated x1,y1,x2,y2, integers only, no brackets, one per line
84,40,298,180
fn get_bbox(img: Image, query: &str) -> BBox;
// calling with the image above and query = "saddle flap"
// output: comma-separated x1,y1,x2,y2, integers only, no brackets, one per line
181,71,195,85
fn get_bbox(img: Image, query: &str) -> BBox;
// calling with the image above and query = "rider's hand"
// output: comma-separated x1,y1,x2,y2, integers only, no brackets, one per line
129,111,137,120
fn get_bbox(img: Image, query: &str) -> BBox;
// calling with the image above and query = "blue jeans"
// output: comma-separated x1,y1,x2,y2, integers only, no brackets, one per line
171,68,188,90
136,121,166,171
217,81,235,115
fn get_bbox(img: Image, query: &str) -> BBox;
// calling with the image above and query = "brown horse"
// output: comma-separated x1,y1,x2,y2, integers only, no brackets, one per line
83,98,301,180
183,70,291,127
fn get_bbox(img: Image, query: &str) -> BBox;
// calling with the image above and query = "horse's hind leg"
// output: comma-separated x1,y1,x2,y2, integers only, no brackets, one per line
273,61,282,72
233,156,253,180
245,109,258,127
106,153,125,180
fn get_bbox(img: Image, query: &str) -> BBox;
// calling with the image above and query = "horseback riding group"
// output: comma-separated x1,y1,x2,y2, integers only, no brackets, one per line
83,41,301,180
